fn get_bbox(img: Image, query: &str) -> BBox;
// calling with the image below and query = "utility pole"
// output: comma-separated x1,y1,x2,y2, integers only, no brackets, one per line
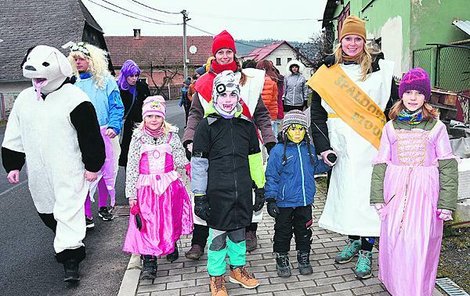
181,10,190,79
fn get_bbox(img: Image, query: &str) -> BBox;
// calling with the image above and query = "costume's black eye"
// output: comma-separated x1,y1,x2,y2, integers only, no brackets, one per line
216,84,226,94
42,62,50,67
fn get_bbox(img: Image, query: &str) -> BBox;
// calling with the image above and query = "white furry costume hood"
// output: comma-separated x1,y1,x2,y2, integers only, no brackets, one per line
22,45,72,97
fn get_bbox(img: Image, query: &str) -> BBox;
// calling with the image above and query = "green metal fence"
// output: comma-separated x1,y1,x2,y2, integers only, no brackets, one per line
413,44,470,92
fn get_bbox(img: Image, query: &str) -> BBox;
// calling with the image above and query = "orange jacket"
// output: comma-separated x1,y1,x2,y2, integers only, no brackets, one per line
261,76,278,120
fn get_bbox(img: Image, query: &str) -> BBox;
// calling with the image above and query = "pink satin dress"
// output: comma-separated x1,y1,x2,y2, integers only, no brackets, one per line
123,137,193,256
374,121,454,296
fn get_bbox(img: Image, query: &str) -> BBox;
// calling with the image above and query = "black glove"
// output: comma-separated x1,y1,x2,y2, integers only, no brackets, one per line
185,146,192,161
265,142,275,155
194,195,210,221
135,213,143,231
253,188,265,212
266,198,280,218
323,55,336,67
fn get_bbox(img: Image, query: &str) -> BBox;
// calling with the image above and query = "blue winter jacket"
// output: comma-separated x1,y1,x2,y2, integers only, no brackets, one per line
265,140,330,208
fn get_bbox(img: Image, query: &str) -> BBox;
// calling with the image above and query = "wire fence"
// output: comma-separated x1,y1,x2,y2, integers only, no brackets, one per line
413,43,470,92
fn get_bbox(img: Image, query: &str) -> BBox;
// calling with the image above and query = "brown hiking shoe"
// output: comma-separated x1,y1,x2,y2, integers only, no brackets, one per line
185,244,204,260
229,266,259,289
245,230,258,252
210,276,228,296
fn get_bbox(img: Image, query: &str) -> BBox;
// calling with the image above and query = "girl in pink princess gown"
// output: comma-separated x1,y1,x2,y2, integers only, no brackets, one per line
123,96,193,280
370,68,458,296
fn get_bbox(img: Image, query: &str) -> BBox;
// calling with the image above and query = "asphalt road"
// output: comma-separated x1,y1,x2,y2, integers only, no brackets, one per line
0,99,186,296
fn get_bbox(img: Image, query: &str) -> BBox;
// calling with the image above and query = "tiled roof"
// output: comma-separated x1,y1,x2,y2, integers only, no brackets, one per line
104,36,213,69
243,41,286,61
0,0,99,82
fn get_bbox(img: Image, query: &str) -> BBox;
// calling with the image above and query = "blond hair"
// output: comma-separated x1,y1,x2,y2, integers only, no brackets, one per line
332,44,372,81
388,100,439,121
136,120,175,136
68,43,110,89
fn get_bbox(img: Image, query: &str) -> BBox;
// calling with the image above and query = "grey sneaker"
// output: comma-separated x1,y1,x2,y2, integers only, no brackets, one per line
297,251,313,275
354,250,373,279
335,239,361,264
275,253,291,277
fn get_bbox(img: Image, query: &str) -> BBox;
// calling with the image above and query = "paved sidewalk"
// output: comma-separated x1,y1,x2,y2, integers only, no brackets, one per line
118,180,443,296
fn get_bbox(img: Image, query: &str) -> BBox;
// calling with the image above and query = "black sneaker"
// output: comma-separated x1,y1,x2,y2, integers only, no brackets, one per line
166,244,179,262
98,207,114,221
275,253,291,277
86,217,95,230
63,259,80,283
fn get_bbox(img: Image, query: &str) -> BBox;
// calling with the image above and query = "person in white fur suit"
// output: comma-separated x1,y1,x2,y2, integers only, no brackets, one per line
1,45,105,283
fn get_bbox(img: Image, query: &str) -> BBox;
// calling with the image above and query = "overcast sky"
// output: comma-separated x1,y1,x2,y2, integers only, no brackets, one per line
82,0,328,42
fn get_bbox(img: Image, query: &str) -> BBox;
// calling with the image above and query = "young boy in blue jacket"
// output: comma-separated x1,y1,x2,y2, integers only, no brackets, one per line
265,110,331,277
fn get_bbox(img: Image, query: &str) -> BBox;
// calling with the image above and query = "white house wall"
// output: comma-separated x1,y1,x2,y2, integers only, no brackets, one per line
381,16,404,77
264,44,313,79
368,16,404,77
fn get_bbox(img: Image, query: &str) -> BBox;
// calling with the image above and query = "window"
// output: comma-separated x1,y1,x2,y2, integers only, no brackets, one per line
276,58,281,66
287,58,292,63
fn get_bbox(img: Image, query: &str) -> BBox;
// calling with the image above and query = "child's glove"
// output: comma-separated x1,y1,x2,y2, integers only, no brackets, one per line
436,209,453,221
253,188,265,212
194,195,210,221
320,150,337,166
266,198,280,218
185,163,191,181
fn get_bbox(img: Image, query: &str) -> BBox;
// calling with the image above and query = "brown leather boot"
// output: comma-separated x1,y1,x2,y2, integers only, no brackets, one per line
210,276,228,296
229,266,259,289
185,244,204,260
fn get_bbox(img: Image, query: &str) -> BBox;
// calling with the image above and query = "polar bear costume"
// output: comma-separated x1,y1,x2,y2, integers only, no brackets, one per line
1,45,105,282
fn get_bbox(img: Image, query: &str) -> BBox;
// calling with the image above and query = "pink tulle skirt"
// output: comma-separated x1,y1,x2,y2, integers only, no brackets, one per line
379,164,443,296
123,179,193,256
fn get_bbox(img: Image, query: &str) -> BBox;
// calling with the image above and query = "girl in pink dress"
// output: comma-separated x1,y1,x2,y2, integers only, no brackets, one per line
123,96,193,280
370,68,458,296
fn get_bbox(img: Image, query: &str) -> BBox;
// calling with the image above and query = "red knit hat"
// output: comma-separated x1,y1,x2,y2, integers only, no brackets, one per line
212,30,236,55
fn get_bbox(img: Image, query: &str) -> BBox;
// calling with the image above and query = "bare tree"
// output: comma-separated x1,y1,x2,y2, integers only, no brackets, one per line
145,59,183,100
297,32,334,71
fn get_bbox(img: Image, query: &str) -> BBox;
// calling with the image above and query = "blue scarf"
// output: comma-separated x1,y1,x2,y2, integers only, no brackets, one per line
79,72,92,79
397,109,423,125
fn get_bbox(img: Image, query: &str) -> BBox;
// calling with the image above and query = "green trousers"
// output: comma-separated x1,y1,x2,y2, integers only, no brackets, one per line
207,227,246,276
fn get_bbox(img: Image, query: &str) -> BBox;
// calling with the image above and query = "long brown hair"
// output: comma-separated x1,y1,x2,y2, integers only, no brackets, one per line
332,43,372,81
255,60,280,81
388,100,439,120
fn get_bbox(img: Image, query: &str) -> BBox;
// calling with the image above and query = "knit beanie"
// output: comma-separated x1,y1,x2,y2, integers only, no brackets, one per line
142,96,166,118
339,16,366,41
212,30,236,55
282,110,308,132
399,67,431,101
